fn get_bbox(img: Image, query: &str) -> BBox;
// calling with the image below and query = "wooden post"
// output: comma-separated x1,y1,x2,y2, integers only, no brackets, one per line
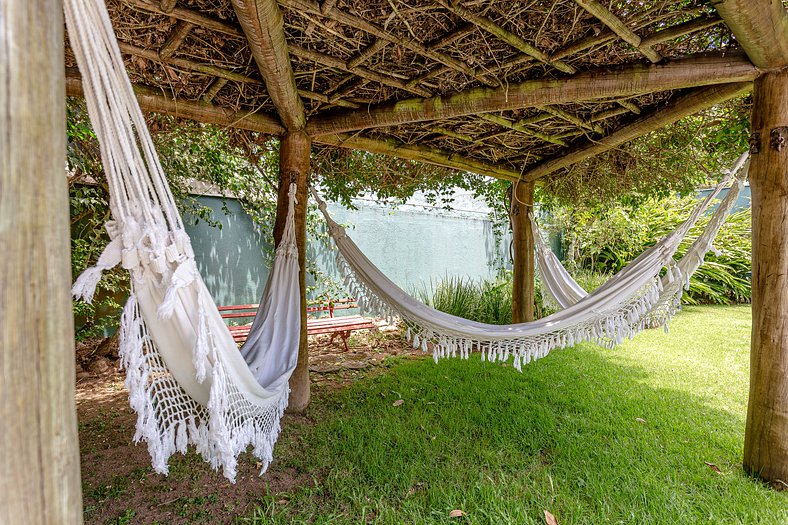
0,0,84,523
273,131,312,413
511,180,535,323
745,68,788,488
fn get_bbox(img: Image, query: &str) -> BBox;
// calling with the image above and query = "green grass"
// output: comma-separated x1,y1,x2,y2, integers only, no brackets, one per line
245,306,786,524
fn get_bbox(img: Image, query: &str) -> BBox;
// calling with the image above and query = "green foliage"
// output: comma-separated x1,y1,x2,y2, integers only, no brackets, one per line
541,97,751,208
416,275,513,325
547,194,752,305
70,184,129,339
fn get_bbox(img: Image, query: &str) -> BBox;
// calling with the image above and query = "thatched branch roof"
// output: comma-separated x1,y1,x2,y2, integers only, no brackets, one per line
64,0,778,182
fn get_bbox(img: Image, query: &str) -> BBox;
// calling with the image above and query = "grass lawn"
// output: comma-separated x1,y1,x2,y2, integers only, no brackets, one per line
246,306,786,524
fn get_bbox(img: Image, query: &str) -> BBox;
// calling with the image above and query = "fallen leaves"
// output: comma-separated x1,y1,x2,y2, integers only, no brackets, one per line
449,509,466,518
704,461,723,475
544,509,559,524
392,399,405,407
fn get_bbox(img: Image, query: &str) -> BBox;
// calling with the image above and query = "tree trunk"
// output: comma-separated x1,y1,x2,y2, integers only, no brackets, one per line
273,131,311,413
0,0,84,522
744,68,788,488
511,180,535,323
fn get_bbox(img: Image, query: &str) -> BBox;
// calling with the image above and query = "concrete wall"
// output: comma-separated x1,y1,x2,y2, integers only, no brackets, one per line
185,196,507,307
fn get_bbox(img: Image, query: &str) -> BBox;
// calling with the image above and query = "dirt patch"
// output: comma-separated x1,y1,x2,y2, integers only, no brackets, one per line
77,322,420,524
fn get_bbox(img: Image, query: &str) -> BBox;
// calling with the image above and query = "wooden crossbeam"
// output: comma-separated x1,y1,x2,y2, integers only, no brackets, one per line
305,52,758,136
159,20,194,60
315,133,523,181
479,114,567,146
202,78,228,102
347,39,389,69
231,0,306,130
574,0,662,63
120,42,258,83
640,16,723,48
65,69,519,181
65,68,285,135
124,0,243,37
427,23,476,50
714,0,788,69
118,42,358,110
437,0,576,74
519,82,752,182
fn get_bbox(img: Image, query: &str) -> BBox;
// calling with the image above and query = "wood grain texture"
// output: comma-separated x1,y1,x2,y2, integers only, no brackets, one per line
274,131,311,413
1,0,83,522
511,181,535,323
744,69,788,487
306,53,758,136
715,0,788,70
231,0,306,130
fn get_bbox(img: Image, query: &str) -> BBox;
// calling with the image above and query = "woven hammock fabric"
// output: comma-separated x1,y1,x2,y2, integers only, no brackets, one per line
65,0,299,481
534,153,749,312
313,153,747,370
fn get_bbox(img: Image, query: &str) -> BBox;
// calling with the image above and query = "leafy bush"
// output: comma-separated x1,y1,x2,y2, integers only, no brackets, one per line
548,194,751,305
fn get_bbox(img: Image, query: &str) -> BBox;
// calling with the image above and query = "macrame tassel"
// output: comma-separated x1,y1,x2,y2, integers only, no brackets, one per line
72,236,123,302
157,258,197,319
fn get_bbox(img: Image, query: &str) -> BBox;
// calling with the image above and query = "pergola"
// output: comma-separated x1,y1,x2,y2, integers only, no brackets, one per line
2,0,787,521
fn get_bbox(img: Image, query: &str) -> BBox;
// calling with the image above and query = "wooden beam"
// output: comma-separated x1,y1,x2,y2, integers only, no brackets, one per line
574,0,662,63
640,16,723,48
540,105,604,134
520,82,752,182
124,0,244,37
714,0,788,70
315,133,523,181
289,44,431,97
511,181,535,323
306,53,758,136
744,68,788,488
1,0,83,523
65,69,285,135
274,131,311,413
347,39,388,69
231,0,306,130
159,20,194,60
202,78,228,102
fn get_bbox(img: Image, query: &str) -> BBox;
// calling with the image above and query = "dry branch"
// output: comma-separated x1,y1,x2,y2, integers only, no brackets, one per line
574,0,662,63
66,68,284,134
315,133,522,181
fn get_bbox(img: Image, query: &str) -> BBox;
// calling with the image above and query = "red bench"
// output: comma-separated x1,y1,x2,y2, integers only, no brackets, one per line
218,299,375,351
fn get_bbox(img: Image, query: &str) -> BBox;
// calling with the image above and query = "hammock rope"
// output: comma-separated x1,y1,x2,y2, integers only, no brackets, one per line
534,153,749,312
65,0,300,481
312,153,748,369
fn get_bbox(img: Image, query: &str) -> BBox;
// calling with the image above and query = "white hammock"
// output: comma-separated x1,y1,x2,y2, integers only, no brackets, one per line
65,0,299,481
312,154,748,369
535,153,749,312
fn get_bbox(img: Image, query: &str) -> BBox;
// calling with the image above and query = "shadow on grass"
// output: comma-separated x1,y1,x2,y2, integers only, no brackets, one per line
259,347,786,525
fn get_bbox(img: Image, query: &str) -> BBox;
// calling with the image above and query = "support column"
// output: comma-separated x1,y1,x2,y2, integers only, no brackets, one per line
511,180,535,323
745,68,788,487
1,0,84,523
274,131,311,413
